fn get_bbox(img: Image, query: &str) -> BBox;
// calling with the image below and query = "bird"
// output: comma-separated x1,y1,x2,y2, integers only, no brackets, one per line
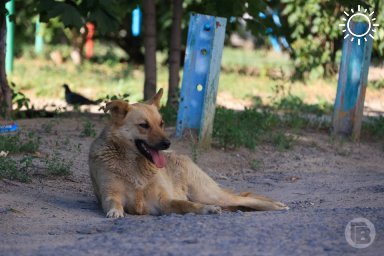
63,84,97,106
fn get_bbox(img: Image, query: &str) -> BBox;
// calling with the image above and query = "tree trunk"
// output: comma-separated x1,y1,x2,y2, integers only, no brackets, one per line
167,0,182,107
69,27,86,65
143,0,157,100
0,15,11,118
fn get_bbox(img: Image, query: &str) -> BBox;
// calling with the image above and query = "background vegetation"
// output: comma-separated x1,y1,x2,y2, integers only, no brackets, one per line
1,0,384,183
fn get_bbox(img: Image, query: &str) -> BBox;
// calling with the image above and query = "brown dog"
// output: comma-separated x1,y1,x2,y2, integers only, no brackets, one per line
89,89,288,217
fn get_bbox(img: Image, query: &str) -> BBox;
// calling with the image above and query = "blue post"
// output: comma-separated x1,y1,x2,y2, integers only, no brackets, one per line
332,21,373,140
132,6,142,37
176,13,227,146
5,0,14,74
35,16,44,54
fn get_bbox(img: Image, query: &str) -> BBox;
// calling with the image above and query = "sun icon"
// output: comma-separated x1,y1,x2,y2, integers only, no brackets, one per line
339,5,379,45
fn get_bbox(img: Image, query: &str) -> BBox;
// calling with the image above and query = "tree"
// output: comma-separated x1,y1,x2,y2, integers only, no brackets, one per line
0,0,122,115
105,9,144,64
167,0,182,107
0,4,11,118
143,0,157,100
280,0,383,79
100,0,144,64
38,0,120,63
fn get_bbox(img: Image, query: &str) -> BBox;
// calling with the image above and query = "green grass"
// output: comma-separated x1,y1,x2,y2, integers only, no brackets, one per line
0,130,74,181
271,132,295,151
0,132,39,182
368,80,384,90
6,43,384,151
222,48,291,70
362,117,384,139
8,43,341,110
159,104,178,126
212,105,333,150
272,94,333,116
45,152,73,176
213,107,280,149
0,156,32,182
0,132,40,153
80,119,97,137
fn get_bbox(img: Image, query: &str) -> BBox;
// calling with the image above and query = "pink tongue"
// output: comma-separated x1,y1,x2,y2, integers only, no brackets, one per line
149,148,166,168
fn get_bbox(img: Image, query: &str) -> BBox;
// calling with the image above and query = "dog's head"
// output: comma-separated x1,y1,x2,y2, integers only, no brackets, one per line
105,89,170,168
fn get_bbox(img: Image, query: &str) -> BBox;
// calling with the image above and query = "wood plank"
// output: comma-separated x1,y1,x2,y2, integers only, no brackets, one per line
199,17,227,147
176,13,227,145
332,21,373,140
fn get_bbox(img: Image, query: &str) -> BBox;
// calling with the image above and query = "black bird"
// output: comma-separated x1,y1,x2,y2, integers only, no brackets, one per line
63,84,97,106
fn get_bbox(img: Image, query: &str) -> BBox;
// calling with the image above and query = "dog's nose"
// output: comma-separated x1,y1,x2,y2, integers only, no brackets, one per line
159,139,171,150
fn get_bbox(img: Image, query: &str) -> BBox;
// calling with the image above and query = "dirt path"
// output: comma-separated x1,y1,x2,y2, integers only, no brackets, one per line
1,117,383,255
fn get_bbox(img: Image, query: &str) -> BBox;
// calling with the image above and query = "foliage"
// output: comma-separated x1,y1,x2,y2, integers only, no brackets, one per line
369,80,384,90
0,132,37,182
362,116,384,139
0,156,32,183
213,107,280,149
80,119,96,137
0,132,40,154
281,0,384,79
11,83,31,112
6,0,384,79
266,79,333,117
159,104,178,126
45,152,73,176
98,93,131,103
212,99,332,150
8,0,123,56
38,0,120,34
271,87,333,116
271,132,294,150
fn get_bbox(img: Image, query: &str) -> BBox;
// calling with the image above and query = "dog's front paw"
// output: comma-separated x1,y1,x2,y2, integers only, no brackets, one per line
106,208,125,218
201,205,222,214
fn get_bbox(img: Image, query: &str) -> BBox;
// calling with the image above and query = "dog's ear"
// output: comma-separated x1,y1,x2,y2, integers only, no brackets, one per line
105,100,131,125
146,88,163,109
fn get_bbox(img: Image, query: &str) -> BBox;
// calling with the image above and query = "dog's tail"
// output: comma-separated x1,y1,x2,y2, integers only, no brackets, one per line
179,156,288,211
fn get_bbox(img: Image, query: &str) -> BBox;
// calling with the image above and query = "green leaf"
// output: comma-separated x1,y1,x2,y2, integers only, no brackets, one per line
39,0,84,29
88,8,119,34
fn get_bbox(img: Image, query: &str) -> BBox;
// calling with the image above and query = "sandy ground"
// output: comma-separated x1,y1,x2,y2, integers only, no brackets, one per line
1,116,384,255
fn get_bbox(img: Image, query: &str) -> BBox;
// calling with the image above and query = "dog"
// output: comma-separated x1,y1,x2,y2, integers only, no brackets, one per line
89,89,288,217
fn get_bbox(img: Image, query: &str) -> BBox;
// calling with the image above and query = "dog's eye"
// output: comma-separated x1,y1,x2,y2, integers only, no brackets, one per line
139,123,150,129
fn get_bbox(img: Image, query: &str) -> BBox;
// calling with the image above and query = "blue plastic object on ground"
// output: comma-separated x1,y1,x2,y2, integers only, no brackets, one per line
0,122,18,133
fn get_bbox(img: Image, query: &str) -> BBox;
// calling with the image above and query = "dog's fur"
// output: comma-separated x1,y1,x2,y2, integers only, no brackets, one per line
89,89,288,217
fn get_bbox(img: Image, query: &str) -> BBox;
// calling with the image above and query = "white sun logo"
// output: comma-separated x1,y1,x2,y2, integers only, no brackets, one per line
339,5,379,46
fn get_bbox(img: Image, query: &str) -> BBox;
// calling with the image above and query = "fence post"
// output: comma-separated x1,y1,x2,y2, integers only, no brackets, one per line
85,22,95,59
35,16,44,54
132,6,142,37
332,21,373,140
5,0,14,74
176,13,227,147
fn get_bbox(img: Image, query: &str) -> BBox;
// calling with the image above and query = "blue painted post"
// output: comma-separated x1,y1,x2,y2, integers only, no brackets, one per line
35,16,44,54
5,0,15,74
332,21,373,140
176,13,227,147
132,6,142,37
